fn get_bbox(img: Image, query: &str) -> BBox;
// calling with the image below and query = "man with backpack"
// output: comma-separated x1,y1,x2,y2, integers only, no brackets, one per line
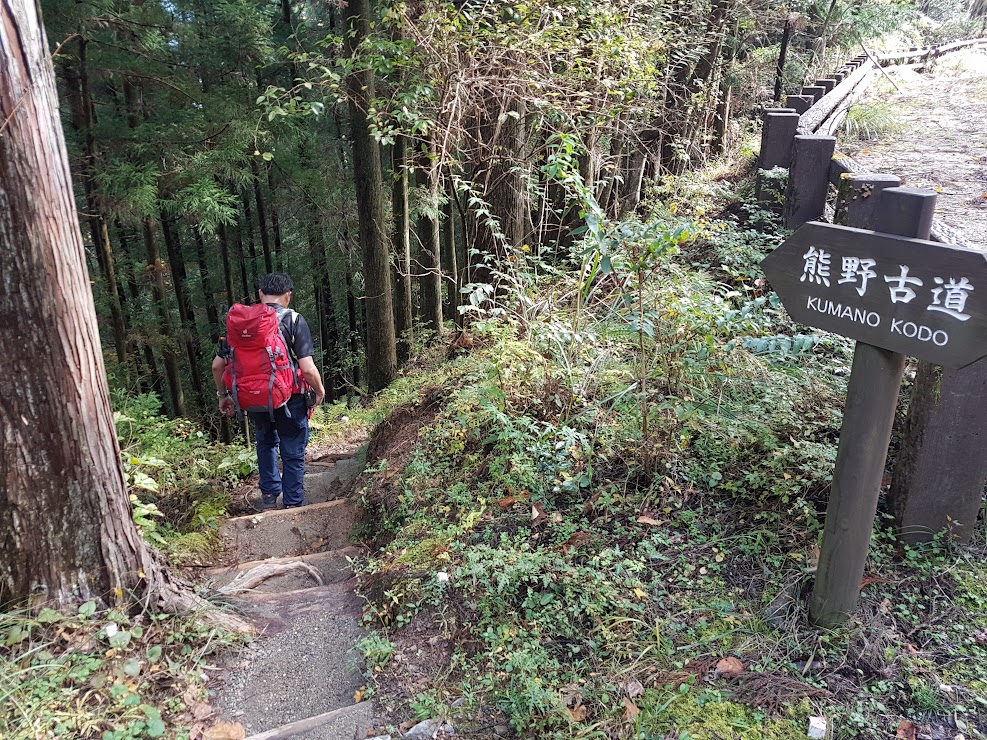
211,273,326,510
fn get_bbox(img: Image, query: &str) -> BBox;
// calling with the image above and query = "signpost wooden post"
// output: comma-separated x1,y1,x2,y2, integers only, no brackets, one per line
760,187,987,627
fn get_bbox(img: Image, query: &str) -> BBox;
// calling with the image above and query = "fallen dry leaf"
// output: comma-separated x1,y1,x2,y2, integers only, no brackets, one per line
202,722,245,740
532,502,548,526
624,679,645,698
623,697,641,722
896,719,917,740
636,515,663,526
566,704,588,722
353,686,366,703
190,701,213,721
715,656,745,678
496,496,517,509
563,532,592,550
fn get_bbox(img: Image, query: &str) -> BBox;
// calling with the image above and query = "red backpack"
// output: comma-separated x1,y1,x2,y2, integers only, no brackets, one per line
223,304,299,417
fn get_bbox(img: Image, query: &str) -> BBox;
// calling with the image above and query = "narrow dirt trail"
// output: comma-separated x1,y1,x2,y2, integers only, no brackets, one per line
847,49,987,247
202,448,382,740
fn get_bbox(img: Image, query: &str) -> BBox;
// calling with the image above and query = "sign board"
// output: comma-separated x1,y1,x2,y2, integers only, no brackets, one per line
761,222,987,368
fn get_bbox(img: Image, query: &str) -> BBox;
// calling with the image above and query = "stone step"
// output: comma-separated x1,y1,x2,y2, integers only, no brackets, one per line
204,547,364,594
334,454,365,488
220,499,355,561
236,582,355,612
243,701,375,740
303,470,342,505
240,451,364,509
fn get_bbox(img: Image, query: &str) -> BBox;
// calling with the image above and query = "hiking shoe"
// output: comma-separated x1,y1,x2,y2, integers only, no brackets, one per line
254,493,278,511
284,502,306,509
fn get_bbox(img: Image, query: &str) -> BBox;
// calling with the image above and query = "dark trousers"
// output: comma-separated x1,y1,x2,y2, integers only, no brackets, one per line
251,393,309,506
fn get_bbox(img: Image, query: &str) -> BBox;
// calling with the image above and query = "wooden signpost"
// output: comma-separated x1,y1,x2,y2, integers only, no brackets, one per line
760,187,987,627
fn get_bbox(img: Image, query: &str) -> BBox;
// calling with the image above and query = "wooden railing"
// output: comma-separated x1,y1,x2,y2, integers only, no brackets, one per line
758,37,987,247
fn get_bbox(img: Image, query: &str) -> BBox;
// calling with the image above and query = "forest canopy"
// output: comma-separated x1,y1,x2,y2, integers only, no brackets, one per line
43,0,965,418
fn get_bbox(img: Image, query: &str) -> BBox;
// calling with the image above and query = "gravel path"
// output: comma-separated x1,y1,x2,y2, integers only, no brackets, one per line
208,451,378,738
213,591,365,733
846,49,987,247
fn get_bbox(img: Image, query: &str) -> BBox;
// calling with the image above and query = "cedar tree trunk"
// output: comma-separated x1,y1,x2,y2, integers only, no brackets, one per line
0,0,237,622
344,0,397,392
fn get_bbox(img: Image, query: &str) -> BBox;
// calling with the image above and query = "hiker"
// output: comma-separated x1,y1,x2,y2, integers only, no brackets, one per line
211,273,326,509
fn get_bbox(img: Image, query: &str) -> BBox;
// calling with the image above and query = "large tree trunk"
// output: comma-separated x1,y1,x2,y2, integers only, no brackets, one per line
442,177,460,328
192,230,221,345
160,214,205,411
117,223,166,399
0,0,225,618
72,36,128,367
250,157,275,274
391,136,414,363
266,162,284,270
240,190,260,287
307,225,338,403
344,261,362,390
344,0,397,392
471,87,528,287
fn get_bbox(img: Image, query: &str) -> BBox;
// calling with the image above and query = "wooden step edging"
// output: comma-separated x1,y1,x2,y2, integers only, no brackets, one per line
223,497,350,526
243,701,373,740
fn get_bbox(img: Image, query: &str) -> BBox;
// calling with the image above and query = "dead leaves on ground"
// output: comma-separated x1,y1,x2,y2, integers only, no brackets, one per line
896,719,917,740
715,656,745,678
201,723,245,740
623,696,641,722
565,703,588,722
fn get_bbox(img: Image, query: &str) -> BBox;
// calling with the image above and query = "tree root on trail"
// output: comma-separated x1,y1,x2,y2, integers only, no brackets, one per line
144,579,256,635
217,562,325,595
140,565,255,635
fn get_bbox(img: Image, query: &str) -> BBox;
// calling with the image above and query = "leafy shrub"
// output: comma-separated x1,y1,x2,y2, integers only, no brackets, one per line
112,393,252,557
0,603,241,739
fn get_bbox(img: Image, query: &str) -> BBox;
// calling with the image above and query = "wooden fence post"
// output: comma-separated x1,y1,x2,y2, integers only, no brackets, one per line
816,78,837,94
786,95,814,114
836,173,901,229
809,187,937,628
802,85,826,102
783,135,836,228
889,363,987,543
757,111,800,203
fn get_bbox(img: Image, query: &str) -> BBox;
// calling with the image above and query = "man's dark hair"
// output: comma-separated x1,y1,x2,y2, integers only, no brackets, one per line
259,272,294,296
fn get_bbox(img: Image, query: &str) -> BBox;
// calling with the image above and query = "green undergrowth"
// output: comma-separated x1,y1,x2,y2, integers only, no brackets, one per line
0,601,242,739
112,392,255,563
350,172,987,738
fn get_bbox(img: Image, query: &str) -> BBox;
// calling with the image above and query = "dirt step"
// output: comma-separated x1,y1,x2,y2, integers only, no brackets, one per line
221,500,356,561
243,701,375,740
212,584,366,735
204,547,365,594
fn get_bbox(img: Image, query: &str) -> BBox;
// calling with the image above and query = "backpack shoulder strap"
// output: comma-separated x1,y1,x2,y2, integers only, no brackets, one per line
274,306,300,361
